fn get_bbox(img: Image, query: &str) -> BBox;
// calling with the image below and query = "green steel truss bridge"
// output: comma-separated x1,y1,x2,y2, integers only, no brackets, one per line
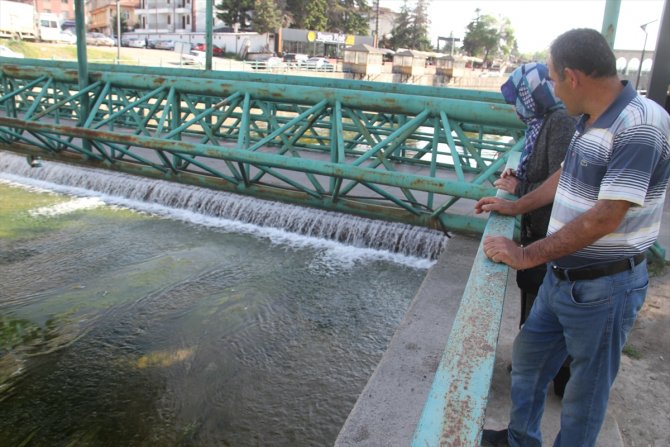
0,58,525,236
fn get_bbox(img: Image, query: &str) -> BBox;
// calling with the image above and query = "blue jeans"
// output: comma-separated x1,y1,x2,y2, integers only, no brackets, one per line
507,259,648,447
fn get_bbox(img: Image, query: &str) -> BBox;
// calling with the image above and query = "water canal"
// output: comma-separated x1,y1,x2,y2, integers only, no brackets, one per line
0,152,448,446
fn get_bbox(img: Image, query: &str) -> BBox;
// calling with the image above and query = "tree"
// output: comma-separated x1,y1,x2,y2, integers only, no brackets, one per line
326,0,370,35
387,0,412,49
462,10,517,65
110,14,129,38
411,0,431,51
303,0,328,30
496,16,517,60
386,0,431,51
216,0,254,30
287,0,328,30
252,0,283,35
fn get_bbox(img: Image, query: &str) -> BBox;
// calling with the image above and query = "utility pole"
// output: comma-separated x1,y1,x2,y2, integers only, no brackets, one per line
374,0,380,47
635,19,657,91
116,0,121,62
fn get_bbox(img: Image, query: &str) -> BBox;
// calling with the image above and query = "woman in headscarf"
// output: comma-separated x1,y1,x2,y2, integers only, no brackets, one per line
495,62,576,397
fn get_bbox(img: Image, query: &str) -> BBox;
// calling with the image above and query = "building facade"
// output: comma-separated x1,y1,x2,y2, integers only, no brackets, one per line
87,0,140,35
133,0,225,34
367,6,397,44
281,28,373,58
34,0,75,20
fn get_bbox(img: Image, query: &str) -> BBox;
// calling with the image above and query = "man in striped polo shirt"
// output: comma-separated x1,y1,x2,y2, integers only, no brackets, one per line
476,29,670,447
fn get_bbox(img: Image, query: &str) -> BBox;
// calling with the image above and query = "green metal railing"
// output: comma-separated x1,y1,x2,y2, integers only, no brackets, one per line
0,58,525,235
412,154,518,446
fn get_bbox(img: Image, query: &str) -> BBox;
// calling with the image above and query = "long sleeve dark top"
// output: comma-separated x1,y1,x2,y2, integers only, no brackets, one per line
515,108,576,244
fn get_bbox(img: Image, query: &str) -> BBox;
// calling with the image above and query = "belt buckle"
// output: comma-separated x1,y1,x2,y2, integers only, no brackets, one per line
551,264,571,281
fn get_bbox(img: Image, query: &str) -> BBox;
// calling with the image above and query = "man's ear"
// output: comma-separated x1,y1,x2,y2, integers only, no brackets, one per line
563,67,581,88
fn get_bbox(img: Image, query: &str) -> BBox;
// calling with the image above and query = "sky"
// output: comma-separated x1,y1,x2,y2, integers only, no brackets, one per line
377,0,665,53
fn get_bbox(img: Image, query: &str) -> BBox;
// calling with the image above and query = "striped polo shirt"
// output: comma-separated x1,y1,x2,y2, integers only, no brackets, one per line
548,81,670,268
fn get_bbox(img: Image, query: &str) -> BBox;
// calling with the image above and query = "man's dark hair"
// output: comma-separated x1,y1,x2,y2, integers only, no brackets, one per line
550,28,617,80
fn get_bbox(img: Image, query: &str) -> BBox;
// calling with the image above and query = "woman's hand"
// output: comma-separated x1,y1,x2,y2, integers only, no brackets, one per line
494,169,519,194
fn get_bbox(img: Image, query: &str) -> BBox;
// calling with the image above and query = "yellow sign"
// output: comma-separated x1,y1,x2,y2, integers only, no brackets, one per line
307,31,316,42
345,35,355,45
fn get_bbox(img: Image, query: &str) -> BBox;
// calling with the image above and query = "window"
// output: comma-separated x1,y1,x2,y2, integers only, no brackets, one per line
167,15,171,25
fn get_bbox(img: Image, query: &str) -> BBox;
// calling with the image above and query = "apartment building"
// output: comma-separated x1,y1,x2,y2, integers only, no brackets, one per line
87,0,140,34
134,0,209,33
33,0,75,20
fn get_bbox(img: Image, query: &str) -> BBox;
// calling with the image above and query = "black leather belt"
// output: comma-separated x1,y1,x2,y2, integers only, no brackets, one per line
551,253,646,282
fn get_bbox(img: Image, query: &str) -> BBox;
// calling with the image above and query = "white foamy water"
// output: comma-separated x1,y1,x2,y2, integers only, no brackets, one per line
29,197,105,217
0,152,449,268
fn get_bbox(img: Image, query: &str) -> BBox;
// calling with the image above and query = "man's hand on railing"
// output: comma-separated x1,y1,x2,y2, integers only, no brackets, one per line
482,235,527,269
474,196,518,216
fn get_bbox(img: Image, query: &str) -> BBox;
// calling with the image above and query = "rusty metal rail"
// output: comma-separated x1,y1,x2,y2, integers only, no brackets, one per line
412,153,518,446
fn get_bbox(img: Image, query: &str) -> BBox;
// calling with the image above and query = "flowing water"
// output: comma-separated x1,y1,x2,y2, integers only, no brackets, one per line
0,152,448,446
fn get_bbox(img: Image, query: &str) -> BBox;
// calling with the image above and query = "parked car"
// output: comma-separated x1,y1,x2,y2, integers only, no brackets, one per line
86,32,114,46
153,39,176,50
191,43,224,56
56,30,77,44
122,37,146,48
250,55,282,69
305,57,334,70
282,53,308,66
0,45,24,58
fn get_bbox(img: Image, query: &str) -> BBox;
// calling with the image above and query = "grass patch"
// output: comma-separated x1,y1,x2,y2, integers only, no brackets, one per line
1,39,118,62
622,344,642,360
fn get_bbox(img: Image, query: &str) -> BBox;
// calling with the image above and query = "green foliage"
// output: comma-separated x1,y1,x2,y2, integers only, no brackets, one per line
287,0,328,30
303,0,329,30
252,0,283,34
0,316,43,351
326,0,370,35
216,0,254,29
462,10,517,64
387,1,412,50
386,0,431,51
623,344,642,359
520,49,549,64
219,0,369,35
411,0,431,51
110,15,129,38
496,16,517,59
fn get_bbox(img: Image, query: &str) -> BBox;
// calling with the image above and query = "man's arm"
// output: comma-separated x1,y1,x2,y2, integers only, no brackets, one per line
475,168,562,216
483,198,632,269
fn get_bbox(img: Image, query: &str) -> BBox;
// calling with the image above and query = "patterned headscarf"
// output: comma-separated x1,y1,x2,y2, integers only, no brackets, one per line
500,63,563,180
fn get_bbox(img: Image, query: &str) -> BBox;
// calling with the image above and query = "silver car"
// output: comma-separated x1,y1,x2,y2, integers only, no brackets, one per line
124,38,146,48
86,32,114,46
153,40,176,50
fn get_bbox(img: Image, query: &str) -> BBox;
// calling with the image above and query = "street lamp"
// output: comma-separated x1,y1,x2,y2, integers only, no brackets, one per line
635,19,657,91
116,0,121,62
